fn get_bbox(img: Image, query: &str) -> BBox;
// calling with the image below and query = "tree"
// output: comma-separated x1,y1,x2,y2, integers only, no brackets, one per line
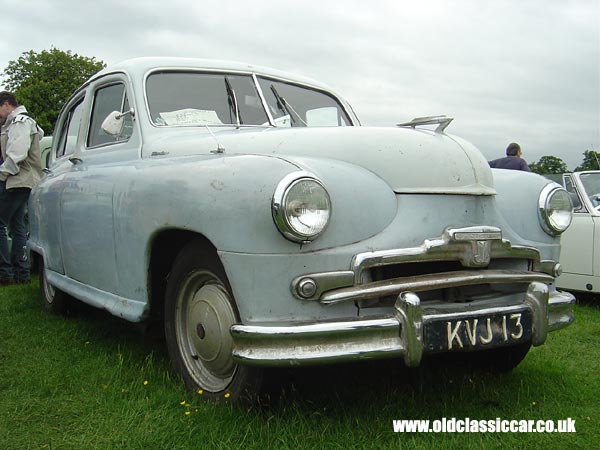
529,155,569,174
574,150,600,172
2,48,105,135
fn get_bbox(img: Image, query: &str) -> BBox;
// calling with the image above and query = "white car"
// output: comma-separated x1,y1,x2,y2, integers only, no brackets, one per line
554,171,600,294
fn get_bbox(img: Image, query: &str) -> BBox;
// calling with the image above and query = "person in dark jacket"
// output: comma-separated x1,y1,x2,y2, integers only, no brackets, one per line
488,142,531,171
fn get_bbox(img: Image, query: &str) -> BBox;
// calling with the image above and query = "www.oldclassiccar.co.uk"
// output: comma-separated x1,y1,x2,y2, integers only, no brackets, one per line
393,417,576,433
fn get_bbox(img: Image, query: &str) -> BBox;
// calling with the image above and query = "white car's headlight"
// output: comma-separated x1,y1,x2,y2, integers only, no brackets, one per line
272,172,331,243
538,184,573,235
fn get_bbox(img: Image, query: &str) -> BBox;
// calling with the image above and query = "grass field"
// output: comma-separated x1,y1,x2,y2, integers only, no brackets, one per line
1,280,598,449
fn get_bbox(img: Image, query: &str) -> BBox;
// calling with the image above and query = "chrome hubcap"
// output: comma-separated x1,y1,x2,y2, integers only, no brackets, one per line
176,270,236,392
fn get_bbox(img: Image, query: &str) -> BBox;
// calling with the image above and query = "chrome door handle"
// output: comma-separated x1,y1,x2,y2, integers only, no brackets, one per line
69,157,83,165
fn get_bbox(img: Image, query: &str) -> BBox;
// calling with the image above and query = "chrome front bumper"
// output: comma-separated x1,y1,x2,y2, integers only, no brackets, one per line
231,282,575,367
232,226,574,367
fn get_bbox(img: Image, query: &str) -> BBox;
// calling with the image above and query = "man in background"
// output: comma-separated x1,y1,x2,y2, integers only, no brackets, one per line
0,91,43,284
489,142,531,172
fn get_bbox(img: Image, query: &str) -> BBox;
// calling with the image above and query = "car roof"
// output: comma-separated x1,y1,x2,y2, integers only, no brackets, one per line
91,57,335,92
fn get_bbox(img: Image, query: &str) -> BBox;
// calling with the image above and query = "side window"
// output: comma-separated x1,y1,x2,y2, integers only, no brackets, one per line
56,99,84,159
564,175,585,212
87,83,133,147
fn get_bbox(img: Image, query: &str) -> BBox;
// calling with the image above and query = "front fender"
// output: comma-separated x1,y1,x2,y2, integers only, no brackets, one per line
116,153,397,254
491,169,562,260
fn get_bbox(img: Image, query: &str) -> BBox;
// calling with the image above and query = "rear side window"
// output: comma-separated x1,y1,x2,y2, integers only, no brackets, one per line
88,83,132,147
56,99,84,158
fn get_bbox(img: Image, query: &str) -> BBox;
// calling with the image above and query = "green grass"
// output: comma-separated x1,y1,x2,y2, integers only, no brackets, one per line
1,280,598,449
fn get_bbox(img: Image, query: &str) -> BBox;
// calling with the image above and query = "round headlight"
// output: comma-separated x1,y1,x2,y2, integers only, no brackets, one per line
272,172,331,243
538,184,573,235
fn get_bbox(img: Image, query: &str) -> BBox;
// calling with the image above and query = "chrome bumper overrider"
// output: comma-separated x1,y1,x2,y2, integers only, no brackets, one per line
231,282,575,367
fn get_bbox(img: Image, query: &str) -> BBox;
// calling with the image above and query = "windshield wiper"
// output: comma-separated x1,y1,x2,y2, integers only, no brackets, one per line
269,85,294,125
224,75,241,128
270,85,307,127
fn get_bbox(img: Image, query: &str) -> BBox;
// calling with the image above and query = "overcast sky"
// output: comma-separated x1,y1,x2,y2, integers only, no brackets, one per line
1,0,598,169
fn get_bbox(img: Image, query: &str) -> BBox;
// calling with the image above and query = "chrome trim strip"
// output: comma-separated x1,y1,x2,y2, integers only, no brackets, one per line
351,226,540,282
290,226,543,302
232,317,399,337
253,73,275,126
291,271,354,300
319,270,554,305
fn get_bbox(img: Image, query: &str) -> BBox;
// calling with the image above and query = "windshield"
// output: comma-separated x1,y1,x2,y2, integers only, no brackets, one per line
146,71,268,126
145,71,352,128
257,77,351,127
579,173,600,200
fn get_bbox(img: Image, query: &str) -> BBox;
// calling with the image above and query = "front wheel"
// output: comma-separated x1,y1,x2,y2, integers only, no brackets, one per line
164,240,263,402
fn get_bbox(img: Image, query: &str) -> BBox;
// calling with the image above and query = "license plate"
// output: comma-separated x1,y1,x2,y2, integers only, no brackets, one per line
423,310,532,352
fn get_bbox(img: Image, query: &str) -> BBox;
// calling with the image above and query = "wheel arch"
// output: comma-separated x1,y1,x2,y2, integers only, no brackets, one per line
147,229,222,323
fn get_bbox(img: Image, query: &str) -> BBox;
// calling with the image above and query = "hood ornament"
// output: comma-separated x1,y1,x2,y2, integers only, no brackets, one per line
397,115,454,133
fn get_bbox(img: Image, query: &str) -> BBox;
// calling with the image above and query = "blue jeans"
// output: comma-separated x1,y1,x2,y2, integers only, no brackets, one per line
0,181,31,280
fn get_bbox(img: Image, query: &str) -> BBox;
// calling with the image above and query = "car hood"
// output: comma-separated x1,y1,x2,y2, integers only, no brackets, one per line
143,126,496,195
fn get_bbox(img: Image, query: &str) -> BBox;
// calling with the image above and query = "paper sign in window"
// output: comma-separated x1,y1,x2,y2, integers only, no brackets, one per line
160,109,223,126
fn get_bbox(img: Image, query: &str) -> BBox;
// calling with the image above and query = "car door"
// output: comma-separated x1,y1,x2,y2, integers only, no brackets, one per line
59,77,137,295
559,174,595,276
32,94,87,275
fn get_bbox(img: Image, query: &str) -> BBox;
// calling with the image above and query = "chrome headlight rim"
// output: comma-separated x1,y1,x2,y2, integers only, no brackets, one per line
538,183,573,236
272,171,331,243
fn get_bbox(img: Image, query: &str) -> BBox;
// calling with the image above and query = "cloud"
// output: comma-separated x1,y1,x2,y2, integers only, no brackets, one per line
1,0,597,169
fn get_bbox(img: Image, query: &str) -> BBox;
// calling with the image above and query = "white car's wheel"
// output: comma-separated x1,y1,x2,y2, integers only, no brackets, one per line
164,240,263,402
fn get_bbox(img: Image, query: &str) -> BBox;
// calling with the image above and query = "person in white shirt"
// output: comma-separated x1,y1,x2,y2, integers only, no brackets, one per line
0,91,43,284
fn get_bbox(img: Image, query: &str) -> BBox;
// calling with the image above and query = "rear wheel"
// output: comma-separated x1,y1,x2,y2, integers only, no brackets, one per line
164,240,263,402
39,257,71,315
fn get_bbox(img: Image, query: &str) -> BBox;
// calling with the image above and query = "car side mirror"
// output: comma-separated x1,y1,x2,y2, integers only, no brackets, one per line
101,109,135,136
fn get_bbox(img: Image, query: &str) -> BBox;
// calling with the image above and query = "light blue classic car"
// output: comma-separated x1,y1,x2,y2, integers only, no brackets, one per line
28,57,575,402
